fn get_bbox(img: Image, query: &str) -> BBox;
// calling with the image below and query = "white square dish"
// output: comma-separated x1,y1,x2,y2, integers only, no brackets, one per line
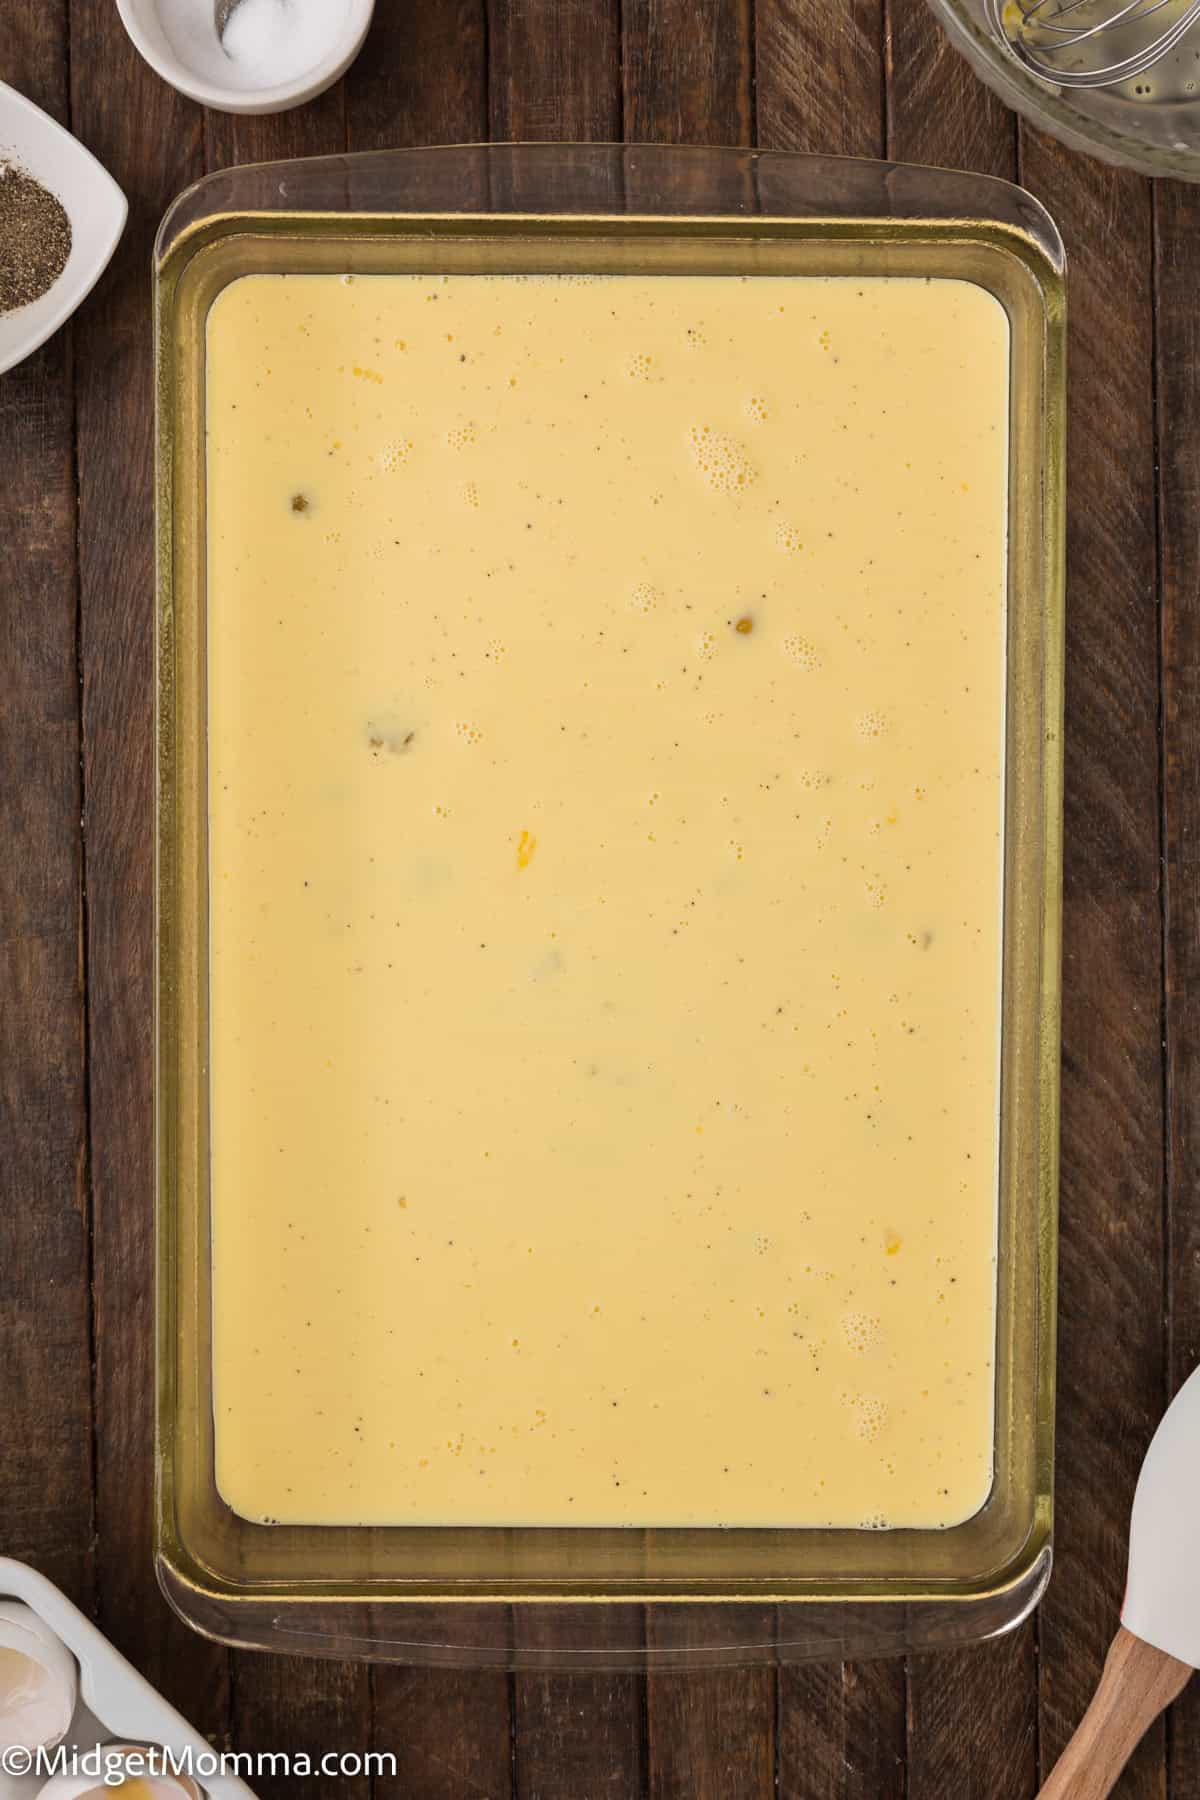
0,82,126,377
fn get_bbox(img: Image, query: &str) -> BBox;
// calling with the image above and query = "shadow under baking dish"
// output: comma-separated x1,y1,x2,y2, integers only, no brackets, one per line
154,142,1065,1668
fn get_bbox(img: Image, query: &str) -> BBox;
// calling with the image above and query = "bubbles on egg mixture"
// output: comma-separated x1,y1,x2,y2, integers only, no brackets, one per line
446,422,478,450
462,480,480,509
782,633,819,671
379,439,414,473
683,326,706,350
688,426,756,496
629,580,660,616
795,768,828,792
775,523,804,554
850,1394,888,1442
696,630,717,661
864,879,887,909
483,638,507,664
746,395,769,423
455,720,485,745
855,709,887,740
627,352,655,380
841,1312,882,1354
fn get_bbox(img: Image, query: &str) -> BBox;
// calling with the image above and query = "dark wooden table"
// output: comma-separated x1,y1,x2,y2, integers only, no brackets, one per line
3,0,1199,1793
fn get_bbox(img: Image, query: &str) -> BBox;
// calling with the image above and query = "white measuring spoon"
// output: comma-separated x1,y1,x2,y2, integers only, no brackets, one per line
1038,1364,1200,1797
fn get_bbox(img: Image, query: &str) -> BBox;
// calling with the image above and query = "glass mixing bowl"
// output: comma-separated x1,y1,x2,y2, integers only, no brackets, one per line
928,0,1200,180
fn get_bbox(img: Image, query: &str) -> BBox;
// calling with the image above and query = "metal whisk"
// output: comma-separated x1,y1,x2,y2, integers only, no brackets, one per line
986,0,1200,88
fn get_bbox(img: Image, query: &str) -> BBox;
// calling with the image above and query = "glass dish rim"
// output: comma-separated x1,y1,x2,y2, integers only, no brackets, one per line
154,142,1066,1662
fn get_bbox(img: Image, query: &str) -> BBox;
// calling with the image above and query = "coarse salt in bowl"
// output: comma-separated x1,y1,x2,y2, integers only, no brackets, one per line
115,0,375,116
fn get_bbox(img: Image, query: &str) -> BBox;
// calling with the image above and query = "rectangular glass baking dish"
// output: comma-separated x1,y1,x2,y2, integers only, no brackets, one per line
155,143,1065,1668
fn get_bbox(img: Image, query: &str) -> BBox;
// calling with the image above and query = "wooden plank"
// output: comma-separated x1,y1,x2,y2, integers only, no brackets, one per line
1155,174,1200,1800
338,14,513,1796
486,14,644,1800
751,10,910,1797
345,0,487,147
909,1636,1037,1800
623,0,753,146
199,83,377,1797
884,13,1036,1798
203,73,345,167
646,1613,775,1800
513,1610,647,1799
776,1663,851,1800
67,0,228,1739
778,1658,905,1800
1015,129,1165,1800
757,0,882,157
620,7,776,1795
0,0,94,1611
488,0,621,142
373,1658,514,1800
884,0,1016,175
228,1655,370,1800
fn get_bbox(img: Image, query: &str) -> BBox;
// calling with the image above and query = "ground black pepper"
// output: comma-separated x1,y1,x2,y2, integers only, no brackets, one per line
0,162,72,315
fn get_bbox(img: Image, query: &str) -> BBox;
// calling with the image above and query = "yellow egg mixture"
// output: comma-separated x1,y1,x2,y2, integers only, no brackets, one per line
206,270,1008,1529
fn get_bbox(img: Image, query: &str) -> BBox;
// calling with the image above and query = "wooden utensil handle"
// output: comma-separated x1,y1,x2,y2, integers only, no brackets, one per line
1038,1626,1193,1799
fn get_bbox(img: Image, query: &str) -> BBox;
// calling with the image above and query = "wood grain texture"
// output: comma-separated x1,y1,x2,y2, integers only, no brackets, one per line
203,73,346,167
345,0,488,148
885,0,1016,174
229,1654,371,1800
1037,1629,1192,1800
646,1612,776,1800
200,81,376,1792
67,0,228,1740
489,0,621,142
754,15,911,1797
1015,129,1165,1800
778,1657,906,1800
3,3,1196,1796
346,13,513,1791
625,8,778,1793
1155,174,1200,1800
490,11,642,1795
0,0,93,1611
756,0,883,156
623,0,753,145
885,21,1038,1800
513,1615,647,1800
373,1662,514,1800
909,1634,1039,1800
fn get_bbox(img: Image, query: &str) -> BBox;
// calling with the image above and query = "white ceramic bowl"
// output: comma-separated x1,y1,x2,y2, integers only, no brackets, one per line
115,0,375,115
0,83,127,378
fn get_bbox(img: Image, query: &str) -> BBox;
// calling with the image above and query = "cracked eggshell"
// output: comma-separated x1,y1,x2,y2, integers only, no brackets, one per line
34,1745,202,1799
0,1603,78,1753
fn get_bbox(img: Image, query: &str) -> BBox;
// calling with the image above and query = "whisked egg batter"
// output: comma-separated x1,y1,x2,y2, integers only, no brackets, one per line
205,270,1009,1529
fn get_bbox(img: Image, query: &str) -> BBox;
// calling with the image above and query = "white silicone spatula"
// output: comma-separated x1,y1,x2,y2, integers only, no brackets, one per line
1038,1364,1200,1798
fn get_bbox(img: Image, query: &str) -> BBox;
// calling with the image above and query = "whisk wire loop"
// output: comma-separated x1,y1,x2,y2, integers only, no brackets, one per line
988,0,1200,88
